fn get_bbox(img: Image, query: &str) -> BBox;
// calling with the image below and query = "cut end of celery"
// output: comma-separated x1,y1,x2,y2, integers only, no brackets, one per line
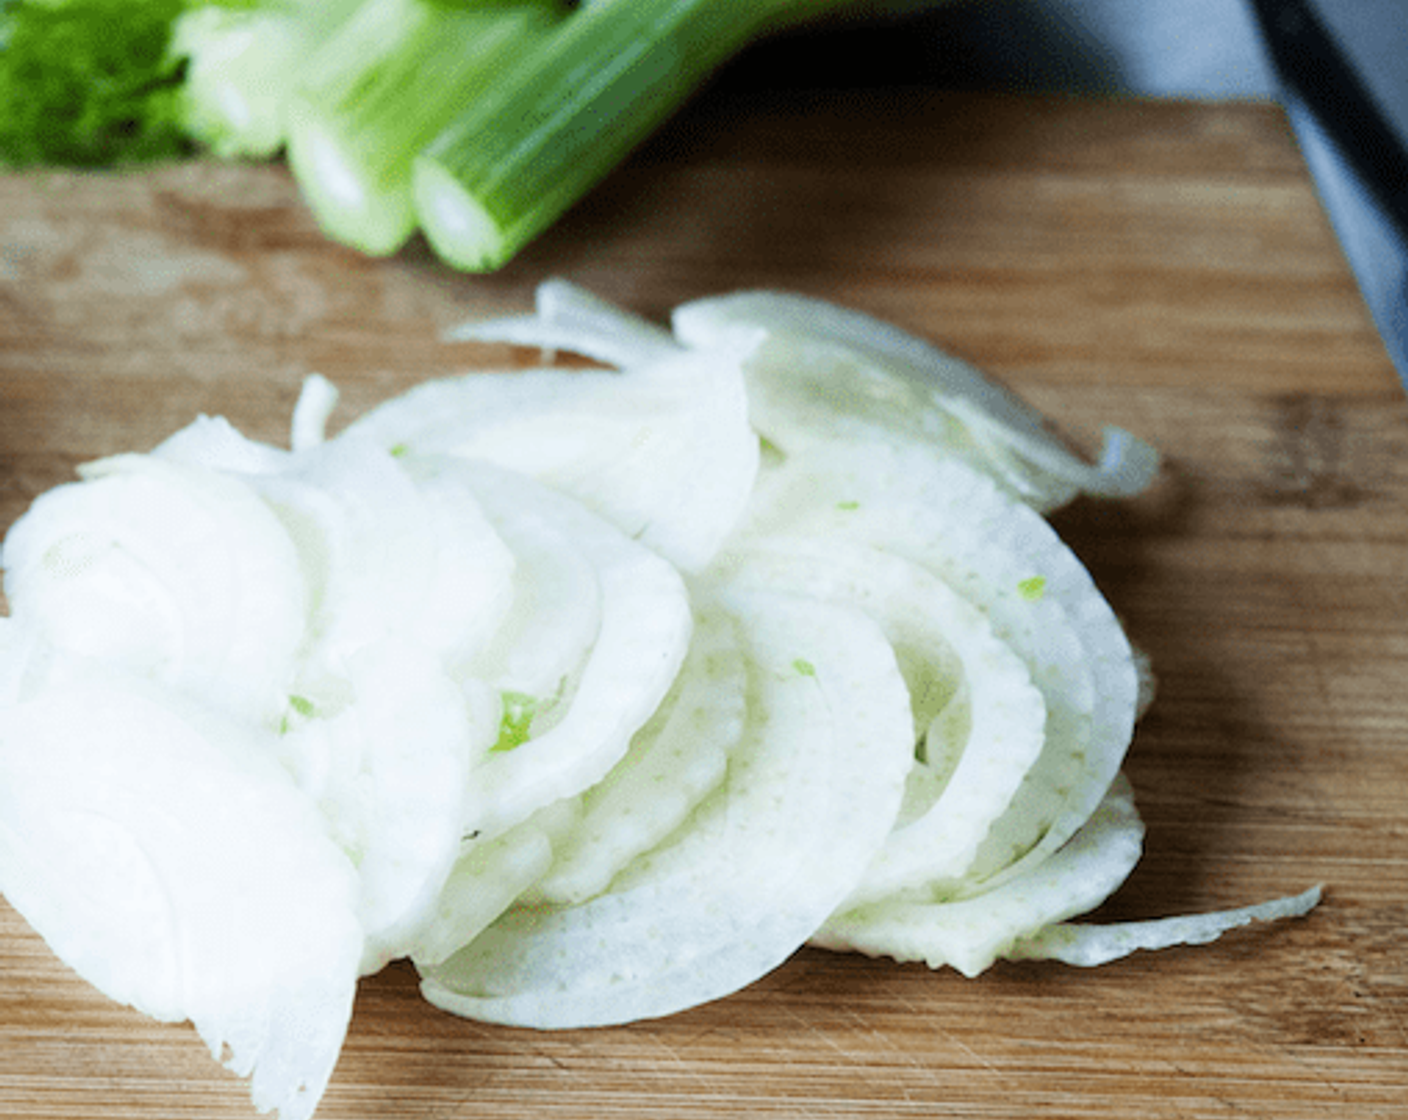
286,101,415,259
412,157,517,273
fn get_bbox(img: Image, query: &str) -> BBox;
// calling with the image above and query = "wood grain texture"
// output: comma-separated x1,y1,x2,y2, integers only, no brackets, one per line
2,89,1405,1119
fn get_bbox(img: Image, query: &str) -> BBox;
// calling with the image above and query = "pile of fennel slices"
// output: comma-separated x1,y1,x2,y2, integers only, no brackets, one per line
0,282,1319,1120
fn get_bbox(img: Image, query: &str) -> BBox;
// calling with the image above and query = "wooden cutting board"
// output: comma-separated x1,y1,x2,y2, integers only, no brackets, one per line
2,89,1405,1119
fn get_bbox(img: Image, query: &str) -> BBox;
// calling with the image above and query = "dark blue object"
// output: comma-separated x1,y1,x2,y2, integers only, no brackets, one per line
1249,0,1408,387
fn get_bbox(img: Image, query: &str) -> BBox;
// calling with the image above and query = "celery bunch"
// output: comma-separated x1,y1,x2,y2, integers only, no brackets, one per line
3,0,932,269
200,0,883,269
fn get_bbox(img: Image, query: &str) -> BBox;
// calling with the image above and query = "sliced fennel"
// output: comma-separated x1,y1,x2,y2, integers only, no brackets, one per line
813,774,1146,977
737,440,1142,900
441,461,694,841
254,436,518,678
672,289,1160,512
0,650,364,1120
815,778,1321,977
710,536,1048,902
278,637,492,974
535,601,746,906
344,328,760,572
419,587,914,1028
0,452,306,728
1009,885,1325,966
406,816,557,969
445,277,1152,517
156,412,295,475
0,282,1319,1118
441,461,603,703
452,276,681,369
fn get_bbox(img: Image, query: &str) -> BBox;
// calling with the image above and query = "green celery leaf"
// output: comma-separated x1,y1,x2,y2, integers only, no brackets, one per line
0,0,193,168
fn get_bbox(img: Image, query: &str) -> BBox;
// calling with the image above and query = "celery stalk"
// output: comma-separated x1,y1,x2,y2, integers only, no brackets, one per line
411,0,864,272
172,0,364,160
286,0,566,258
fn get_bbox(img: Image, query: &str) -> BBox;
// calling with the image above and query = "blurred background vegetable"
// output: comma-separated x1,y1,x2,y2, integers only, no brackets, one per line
0,0,191,166
174,0,365,160
0,0,937,269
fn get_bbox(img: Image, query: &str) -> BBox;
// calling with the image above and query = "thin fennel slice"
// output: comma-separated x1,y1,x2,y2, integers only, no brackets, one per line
445,462,694,841
154,413,293,475
0,452,306,728
252,437,433,668
397,458,519,674
739,441,1140,899
419,587,912,1029
0,619,35,707
254,436,516,676
342,340,760,572
1008,885,1324,967
291,373,342,453
709,536,1047,901
278,637,494,974
535,600,746,906
444,461,602,702
449,277,681,369
813,774,1144,977
406,819,556,970
0,658,364,1120
671,289,1158,511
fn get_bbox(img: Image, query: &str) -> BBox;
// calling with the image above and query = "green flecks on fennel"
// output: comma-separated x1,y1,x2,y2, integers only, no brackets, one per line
792,658,817,678
492,690,538,753
1018,575,1047,602
757,434,786,465
280,693,317,734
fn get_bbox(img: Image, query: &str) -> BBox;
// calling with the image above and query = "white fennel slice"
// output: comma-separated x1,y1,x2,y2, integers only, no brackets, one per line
450,277,680,369
446,462,603,703
671,289,1158,511
154,413,293,475
709,536,1047,902
253,436,515,676
418,587,913,1029
0,452,305,728
535,601,747,906
444,462,694,842
395,456,519,672
0,657,363,1120
0,619,36,706
290,373,341,452
1009,884,1324,966
342,333,760,573
278,637,494,974
812,774,1144,977
406,818,556,969
739,441,1140,899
